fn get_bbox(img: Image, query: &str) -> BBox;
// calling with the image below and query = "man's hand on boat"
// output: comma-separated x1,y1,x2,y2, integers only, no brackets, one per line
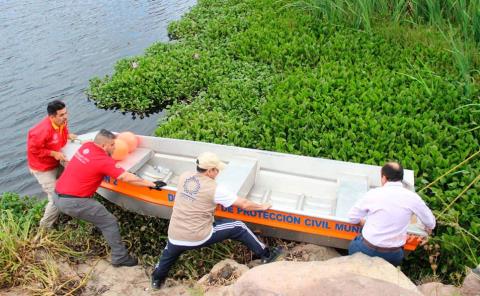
419,228,433,246
116,172,161,189
233,197,271,211
68,133,78,141
150,180,167,191
50,150,67,162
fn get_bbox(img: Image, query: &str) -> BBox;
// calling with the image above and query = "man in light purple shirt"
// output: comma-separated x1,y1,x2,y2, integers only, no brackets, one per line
347,162,436,266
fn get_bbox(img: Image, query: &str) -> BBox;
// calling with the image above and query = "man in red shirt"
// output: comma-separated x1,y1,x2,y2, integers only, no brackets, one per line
27,100,76,228
54,129,165,267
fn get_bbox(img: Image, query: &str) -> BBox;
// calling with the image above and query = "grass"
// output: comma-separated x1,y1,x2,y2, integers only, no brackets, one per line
295,0,480,42
289,0,480,92
0,193,107,294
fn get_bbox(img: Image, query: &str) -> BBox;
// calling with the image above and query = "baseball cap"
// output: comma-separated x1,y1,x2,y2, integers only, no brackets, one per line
196,152,226,170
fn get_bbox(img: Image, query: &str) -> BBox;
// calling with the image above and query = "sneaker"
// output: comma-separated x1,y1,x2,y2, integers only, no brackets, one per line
112,255,138,267
151,278,165,290
260,246,284,264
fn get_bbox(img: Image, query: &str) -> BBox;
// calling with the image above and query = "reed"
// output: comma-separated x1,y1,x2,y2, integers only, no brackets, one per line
292,0,479,40
391,0,408,23
290,0,479,90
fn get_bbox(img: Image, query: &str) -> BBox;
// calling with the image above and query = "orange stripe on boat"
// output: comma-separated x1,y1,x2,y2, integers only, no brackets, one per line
101,178,421,251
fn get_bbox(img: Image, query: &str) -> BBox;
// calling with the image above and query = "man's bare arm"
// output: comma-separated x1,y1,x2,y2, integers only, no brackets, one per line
117,172,156,188
233,197,271,211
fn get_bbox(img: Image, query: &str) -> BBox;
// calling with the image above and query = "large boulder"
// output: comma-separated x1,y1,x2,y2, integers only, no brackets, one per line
205,286,235,296
199,259,250,290
0,287,30,296
461,268,480,296
77,260,153,296
228,253,421,296
287,243,341,261
77,259,198,295
417,282,460,296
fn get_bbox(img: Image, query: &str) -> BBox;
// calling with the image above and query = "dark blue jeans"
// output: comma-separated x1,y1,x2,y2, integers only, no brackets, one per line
348,235,404,266
152,219,268,281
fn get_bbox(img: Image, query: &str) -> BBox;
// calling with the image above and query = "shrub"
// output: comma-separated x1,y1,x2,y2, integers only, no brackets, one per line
0,193,105,293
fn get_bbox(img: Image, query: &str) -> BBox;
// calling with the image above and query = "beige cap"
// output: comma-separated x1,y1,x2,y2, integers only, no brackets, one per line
197,152,226,170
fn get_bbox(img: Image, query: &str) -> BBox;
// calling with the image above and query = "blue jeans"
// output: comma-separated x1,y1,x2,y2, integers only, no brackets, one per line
348,235,404,266
152,219,268,281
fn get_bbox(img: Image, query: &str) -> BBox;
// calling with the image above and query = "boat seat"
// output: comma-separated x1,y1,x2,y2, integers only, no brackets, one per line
117,147,154,173
216,156,258,197
335,174,369,219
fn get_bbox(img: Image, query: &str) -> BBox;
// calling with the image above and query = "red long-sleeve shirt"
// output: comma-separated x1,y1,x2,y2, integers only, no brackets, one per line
27,116,69,171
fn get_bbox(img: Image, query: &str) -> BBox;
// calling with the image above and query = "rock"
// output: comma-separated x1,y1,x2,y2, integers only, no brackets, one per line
234,272,418,296
287,243,341,261
198,259,249,288
210,259,250,275
228,253,422,296
0,287,30,296
77,259,152,296
246,259,263,269
205,286,235,296
461,269,480,296
151,285,192,296
76,259,201,295
417,282,460,296
58,260,81,280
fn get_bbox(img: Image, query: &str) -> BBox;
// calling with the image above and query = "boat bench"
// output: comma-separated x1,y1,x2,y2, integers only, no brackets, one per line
335,174,369,219
216,156,258,197
119,147,154,173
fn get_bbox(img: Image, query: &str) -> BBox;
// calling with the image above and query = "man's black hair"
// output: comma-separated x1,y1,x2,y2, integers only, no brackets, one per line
94,129,116,144
98,129,116,139
47,100,66,116
381,162,404,182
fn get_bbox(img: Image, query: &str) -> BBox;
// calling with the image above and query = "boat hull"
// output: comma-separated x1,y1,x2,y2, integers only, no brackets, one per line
99,178,422,251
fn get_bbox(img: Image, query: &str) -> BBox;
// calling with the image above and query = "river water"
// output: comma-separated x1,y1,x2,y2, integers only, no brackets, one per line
0,0,196,197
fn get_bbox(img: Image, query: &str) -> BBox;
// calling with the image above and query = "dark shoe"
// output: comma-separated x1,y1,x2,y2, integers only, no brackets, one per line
151,278,165,290
112,255,138,267
260,246,284,264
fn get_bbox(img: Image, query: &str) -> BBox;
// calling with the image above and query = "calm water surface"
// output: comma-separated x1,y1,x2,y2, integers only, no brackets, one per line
0,0,196,197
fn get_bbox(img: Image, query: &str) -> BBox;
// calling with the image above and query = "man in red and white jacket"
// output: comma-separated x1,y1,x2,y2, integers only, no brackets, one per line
27,100,76,228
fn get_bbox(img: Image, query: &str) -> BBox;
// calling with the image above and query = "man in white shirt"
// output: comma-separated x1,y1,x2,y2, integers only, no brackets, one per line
151,152,283,289
348,162,436,266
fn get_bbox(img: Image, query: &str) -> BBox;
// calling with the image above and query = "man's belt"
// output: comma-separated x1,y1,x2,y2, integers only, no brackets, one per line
360,235,403,252
55,192,91,199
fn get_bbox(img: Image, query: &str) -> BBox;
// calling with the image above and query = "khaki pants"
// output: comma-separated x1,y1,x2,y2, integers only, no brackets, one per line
30,167,60,228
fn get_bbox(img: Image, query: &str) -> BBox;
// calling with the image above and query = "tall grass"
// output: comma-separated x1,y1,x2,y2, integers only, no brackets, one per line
0,193,105,295
0,210,87,294
288,0,479,94
290,0,480,40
